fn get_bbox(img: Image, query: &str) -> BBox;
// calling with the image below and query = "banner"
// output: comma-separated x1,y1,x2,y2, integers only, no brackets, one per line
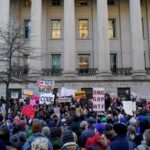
21,105,36,118
75,90,86,100
123,101,136,115
57,97,72,103
93,88,105,112
39,93,55,105
37,80,55,93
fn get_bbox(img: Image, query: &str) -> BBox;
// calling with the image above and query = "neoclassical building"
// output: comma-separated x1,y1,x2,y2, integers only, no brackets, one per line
0,0,150,99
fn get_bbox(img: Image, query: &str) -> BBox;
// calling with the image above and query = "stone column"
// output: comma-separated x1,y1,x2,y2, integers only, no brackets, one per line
30,0,42,75
129,0,145,76
63,0,76,76
0,0,10,72
97,0,110,76
0,0,10,28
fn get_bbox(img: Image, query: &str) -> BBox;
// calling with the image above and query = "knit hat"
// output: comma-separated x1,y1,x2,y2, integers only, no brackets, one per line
32,121,42,133
113,123,127,136
94,123,105,134
80,121,88,129
87,117,96,124
62,130,74,144
101,117,107,123
42,126,50,136
129,118,137,126
120,117,127,124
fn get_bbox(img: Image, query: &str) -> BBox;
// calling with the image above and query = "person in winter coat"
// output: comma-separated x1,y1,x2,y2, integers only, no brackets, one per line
85,123,110,150
107,123,135,150
22,121,53,150
137,129,150,150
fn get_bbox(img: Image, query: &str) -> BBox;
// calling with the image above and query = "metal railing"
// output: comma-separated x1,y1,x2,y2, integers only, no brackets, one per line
42,68,63,76
111,68,132,76
12,66,29,77
76,68,97,76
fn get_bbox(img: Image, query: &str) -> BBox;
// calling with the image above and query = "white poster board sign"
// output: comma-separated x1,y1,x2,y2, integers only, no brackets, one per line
58,97,72,103
39,93,55,105
123,101,136,115
61,87,75,97
93,88,105,112
11,92,19,99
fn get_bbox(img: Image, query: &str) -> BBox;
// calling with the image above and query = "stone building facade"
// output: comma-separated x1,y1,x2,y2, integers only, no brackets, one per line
0,0,150,99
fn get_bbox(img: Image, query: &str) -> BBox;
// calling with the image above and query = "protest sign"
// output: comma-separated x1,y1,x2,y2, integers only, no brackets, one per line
21,105,36,118
24,90,33,97
11,92,19,99
57,97,72,103
123,101,136,115
92,88,105,112
39,93,55,105
60,87,75,97
30,100,36,106
19,98,24,103
75,90,86,100
37,80,55,93
32,95,39,102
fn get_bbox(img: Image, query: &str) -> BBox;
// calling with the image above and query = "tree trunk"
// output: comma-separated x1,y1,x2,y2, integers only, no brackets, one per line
5,83,9,119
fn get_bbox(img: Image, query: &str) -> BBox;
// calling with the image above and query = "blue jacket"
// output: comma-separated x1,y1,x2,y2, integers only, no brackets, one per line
22,132,53,150
108,136,135,150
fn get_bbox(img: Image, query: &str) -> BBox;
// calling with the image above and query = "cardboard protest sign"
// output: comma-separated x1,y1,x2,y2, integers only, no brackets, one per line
123,101,136,115
37,80,55,93
57,97,72,103
39,93,55,105
75,90,86,100
21,105,36,118
92,88,105,112
24,90,33,97
30,100,36,106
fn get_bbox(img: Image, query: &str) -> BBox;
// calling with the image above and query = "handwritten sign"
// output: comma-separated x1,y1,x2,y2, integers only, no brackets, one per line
75,90,86,100
123,101,136,115
21,105,36,118
39,93,55,105
93,88,105,112
58,97,72,103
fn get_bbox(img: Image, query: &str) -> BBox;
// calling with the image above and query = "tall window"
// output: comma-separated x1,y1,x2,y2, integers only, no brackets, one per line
23,54,29,67
78,0,88,6
24,20,31,39
52,0,61,6
141,18,144,38
110,54,117,73
79,19,89,39
108,0,115,5
24,0,31,6
108,19,116,39
78,54,90,69
51,19,61,39
52,54,61,69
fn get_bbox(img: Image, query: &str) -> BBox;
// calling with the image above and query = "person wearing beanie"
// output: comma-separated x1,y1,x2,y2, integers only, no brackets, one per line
85,123,110,150
22,121,53,150
108,123,135,150
42,126,51,140
61,130,80,150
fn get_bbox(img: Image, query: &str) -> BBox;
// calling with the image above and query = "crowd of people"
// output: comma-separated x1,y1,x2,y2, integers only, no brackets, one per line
0,94,149,150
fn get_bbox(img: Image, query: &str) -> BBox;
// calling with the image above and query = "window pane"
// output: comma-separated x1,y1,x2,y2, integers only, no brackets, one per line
79,55,90,69
24,0,31,6
24,20,31,39
52,0,61,5
23,54,29,66
78,0,88,6
79,20,89,38
110,54,117,73
108,19,116,39
52,54,61,69
51,19,61,39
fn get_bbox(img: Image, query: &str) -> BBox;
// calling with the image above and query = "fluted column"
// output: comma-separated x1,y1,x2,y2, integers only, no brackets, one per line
30,0,42,74
63,0,76,76
97,0,110,76
0,0,10,28
129,0,145,76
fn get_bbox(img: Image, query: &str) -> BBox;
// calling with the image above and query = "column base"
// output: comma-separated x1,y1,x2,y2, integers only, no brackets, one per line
97,71,111,77
132,70,146,78
62,71,77,77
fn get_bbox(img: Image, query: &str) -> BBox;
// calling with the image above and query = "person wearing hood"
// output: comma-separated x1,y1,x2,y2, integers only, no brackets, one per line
85,123,110,150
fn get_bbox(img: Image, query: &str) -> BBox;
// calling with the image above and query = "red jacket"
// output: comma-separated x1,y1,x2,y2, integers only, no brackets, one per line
85,133,110,150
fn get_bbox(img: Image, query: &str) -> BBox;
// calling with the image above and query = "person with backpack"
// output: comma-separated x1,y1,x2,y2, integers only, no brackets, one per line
22,121,53,150
61,130,81,150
